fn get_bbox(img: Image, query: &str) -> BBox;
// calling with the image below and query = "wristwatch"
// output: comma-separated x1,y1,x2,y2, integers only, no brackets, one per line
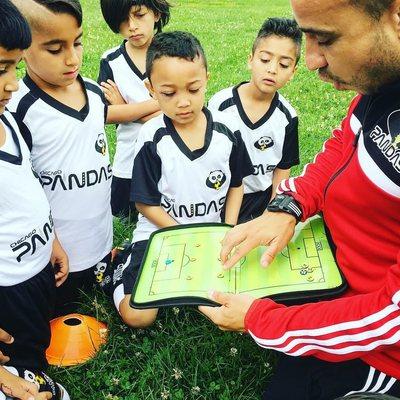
267,194,302,221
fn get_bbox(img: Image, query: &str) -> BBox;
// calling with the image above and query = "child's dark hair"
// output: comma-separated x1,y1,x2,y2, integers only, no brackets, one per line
0,0,31,50
146,31,207,80
253,18,302,64
32,0,82,26
100,0,171,34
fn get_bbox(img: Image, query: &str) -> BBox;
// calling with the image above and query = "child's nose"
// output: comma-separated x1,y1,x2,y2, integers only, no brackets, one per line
267,60,278,75
5,73,19,93
65,47,80,66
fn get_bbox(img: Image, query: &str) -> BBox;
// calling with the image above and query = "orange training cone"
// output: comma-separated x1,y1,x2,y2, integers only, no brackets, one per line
46,313,108,366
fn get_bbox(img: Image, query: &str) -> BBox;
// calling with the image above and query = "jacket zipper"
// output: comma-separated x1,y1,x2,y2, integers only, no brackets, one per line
323,127,361,199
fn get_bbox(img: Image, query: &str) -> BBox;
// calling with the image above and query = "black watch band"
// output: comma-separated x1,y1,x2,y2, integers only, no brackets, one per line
267,194,302,221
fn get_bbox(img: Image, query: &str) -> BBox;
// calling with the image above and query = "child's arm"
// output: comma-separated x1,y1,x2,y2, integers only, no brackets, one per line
100,79,126,105
106,100,160,124
51,235,69,287
135,203,178,228
270,168,290,201
224,184,244,225
0,366,51,399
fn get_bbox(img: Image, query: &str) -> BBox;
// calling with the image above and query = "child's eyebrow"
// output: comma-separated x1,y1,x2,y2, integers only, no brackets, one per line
0,60,17,65
42,33,83,46
260,50,295,62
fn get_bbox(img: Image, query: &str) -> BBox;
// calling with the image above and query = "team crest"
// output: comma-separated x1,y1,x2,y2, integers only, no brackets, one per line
387,110,400,149
254,136,274,151
95,133,107,155
206,170,226,190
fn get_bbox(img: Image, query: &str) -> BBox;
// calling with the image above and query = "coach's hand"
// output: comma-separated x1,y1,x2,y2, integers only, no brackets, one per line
0,367,52,400
0,328,13,364
198,291,255,331
51,237,69,287
220,212,296,270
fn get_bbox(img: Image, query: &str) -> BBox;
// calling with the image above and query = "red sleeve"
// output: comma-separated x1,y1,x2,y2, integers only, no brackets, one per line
277,95,362,220
244,249,400,362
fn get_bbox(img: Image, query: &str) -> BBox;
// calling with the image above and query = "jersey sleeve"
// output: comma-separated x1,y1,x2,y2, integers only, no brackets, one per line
98,58,115,85
276,116,300,169
245,248,400,363
276,95,362,220
229,130,254,187
130,129,162,206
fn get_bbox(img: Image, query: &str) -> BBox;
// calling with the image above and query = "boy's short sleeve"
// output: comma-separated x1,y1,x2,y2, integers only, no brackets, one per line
277,116,300,169
98,58,114,86
130,136,162,206
229,130,254,187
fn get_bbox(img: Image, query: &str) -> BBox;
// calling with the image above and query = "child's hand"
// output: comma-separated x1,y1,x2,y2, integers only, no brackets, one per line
51,237,69,287
100,79,126,105
0,328,13,364
0,367,52,400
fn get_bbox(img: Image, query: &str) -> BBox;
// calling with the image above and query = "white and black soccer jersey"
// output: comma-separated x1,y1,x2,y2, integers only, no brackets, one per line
99,41,151,179
0,111,54,286
8,75,113,273
131,108,253,242
208,82,299,194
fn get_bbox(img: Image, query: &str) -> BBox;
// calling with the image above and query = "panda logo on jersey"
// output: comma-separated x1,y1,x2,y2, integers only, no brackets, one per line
206,170,226,190
254,136,274,151
95,133,107,155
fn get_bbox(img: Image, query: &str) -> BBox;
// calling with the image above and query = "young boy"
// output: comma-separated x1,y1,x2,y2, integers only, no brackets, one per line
98,0,171,219
112,31,253,328
0,1,69,398
209,18,301,223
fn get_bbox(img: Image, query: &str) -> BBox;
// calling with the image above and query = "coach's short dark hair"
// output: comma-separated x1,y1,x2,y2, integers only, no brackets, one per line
100,0,171,34
32,0,82,26
349,0,395,20
253,17,302,64
146,31,207,80
0,0,31,50
335,393,400,400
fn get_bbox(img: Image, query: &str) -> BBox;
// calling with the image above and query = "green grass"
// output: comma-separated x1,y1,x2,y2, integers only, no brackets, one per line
50,1,355,399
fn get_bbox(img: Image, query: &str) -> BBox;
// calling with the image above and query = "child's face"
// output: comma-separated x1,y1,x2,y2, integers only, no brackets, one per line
146,56,208,126
0,47,22,115
24,13,83,89
119,5,159,49
249,35,297,95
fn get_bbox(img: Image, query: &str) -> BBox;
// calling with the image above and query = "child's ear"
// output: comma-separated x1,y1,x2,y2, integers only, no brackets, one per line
247,53,253,70
145,79,155,98
154,11,161,23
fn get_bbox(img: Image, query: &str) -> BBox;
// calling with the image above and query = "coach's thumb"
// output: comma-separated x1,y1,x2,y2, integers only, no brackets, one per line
208,290,231,306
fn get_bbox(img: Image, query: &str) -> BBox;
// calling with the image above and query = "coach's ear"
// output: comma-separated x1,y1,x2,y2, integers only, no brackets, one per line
389,0,400,37
145,79,155,98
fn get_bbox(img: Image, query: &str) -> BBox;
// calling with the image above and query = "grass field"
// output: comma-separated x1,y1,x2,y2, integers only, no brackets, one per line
49,1,354,399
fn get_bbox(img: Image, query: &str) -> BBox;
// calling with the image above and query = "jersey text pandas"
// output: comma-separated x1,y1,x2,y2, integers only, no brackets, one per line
10,213,54,263
39,165,112,191
162,196,226,218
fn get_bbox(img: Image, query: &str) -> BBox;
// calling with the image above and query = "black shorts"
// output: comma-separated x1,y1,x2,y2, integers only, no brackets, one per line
238,187,272,223
122,240,148,296
263,354,400,400
54,252,112,317
111,176,137,221
0,263,55,371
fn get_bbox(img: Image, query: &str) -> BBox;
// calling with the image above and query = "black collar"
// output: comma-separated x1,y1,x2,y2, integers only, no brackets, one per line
163,108,213,161
121,40,147,81
0,113,22,165
23,74,89,121
232,81,279,130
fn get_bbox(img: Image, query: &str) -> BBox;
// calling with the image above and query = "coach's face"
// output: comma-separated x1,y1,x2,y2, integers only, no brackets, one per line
291,0,400,94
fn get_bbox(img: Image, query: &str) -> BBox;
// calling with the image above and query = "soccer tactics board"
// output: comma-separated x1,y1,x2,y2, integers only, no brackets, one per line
131,216,346,308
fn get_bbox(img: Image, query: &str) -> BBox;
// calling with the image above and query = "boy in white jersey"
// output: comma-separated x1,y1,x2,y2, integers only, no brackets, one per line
98,0,171,220
9,0,152,316
209,18,301,223
0,2,69,398
111,31,253,328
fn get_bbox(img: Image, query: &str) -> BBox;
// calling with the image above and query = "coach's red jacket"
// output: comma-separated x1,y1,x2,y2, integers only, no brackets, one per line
244,82,400,379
